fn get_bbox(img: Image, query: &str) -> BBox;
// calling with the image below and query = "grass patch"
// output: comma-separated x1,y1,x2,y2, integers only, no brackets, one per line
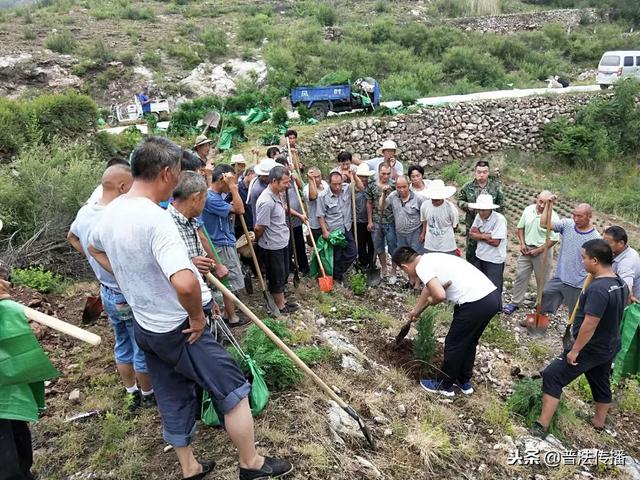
406,420,452,471
480,316,518,353
527,340,550,364
90,412,134,469
11,266,66,293
45,29,75,53
349,271,366,296
617,376,640,414
483,397,515,436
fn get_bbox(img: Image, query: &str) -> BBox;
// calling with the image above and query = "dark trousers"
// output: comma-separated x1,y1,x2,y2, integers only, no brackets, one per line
465,233,477,263
542,351,613,403
289,225,309,274
333,229,358,282
475,259,505,309
356,222,375,270
440,291,500,388
0,419,34,480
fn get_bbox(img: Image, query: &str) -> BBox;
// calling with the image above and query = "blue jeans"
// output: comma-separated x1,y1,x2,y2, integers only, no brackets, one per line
396,228,424,254
100,285,148,373
373,223,397,256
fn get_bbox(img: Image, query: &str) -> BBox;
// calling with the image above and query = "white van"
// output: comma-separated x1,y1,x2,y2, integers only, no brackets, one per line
596,51,640,89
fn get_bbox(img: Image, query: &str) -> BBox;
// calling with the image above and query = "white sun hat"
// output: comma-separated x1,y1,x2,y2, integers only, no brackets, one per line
355,163,374,177
230,154,247,165
254,158,278,176
468,194,500,210
423,179,456,200
377,139,399,155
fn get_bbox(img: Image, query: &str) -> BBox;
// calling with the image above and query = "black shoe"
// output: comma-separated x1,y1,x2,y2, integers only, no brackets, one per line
183,460,216,480
141,392,156,408
530,421,548,439
127,390,142,412
280,303,299,314
225,314,251,328
239,457,293,480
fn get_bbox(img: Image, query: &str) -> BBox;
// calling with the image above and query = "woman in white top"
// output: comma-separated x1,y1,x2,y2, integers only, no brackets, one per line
408,165,431,199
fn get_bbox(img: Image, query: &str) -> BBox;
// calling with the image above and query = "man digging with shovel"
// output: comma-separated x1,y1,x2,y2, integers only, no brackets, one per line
394,247,500,397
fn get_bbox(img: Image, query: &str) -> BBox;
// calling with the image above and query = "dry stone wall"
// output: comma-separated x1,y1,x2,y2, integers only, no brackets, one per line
302,93,601,167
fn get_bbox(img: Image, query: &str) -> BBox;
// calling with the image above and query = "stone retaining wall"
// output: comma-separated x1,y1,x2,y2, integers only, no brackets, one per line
302,93,601,167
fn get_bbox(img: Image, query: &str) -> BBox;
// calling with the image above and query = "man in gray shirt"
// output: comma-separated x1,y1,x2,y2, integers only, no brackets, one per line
383,176,425,254
317,171,364,282
303,167,328,240
604,225,640,303
255,165,298,313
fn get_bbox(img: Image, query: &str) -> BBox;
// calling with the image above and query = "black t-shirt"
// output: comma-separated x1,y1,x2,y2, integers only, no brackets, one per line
571,276,628,358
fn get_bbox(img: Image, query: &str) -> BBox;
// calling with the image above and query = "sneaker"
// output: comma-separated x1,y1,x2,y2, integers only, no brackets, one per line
502,303,518,315
419,379,455,397
456,382,474,395
183,460,216,480
239,457,293,480
126,389,141,412
141,392,157,408
226,315,251,328
280,303,299,314
529,421,548,439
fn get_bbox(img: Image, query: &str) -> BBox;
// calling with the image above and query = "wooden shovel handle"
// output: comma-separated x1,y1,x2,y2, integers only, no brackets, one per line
305,220,328,278
567,273,593,326
239,215,268,293
23,306,102,345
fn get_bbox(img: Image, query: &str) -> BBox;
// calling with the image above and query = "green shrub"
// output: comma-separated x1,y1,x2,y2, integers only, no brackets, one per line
271,106,288,127
414,308,438,363
28,91,98,143
314,2,337,26
86,39,114,62
442,46,506,87
199,27,228,60
142,51,161,68
167,42,201,69
120,5,154,21
618,376,640,414
238,14,270,44
350,272,366,296
0,98,28,157
167,96,224,136
11,266,64,293
507,378,571,435
117,50,137,66
297,104,313,123
23,29,36,40
45,30,75,54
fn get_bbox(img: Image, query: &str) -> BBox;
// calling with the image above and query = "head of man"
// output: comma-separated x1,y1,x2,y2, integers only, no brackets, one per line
382,147,395,162
102,163,133,198
181,149,204,173
328,171,343,195
308,167,322,188
131,136,182,201
392,247,420,278
243,166,256,186
195,142,210,159
172,171,208,219
603,225,628,256
408,165,424,188
266,146,280,159
212,164,235,193
337,151,352,172
536,190,553,214
233,161,245,176
474,160,490,186
477,208,493,220
378,163,391,185
106,156,129,169
269,165,290,195
285,129,297,148
396,175,410,200
572,203,592,229
581,238,613,275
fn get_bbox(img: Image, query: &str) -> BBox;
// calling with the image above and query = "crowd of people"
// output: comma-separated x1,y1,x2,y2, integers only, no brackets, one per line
3,128,639,480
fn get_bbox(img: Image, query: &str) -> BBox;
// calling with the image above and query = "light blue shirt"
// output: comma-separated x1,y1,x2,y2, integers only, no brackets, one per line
553,219,601,288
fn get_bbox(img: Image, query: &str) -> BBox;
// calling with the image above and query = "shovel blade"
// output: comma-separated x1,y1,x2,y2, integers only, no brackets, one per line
319,275,333,293
395,320,412,344
264,292,280,317
562,326,573,351
366,268,382,287
81,295,103,324
203,111,220,129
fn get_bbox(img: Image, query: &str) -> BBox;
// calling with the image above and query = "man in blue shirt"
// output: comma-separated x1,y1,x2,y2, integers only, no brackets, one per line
137,87,151,115
201,165,249,326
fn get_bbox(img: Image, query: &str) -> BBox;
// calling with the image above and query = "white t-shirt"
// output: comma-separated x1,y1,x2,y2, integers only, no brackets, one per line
415,253,496,305
303,181,329,230
420,200,459,252
90,196,200,333
472,211,507,264
86,185,103,205
70,202,119,292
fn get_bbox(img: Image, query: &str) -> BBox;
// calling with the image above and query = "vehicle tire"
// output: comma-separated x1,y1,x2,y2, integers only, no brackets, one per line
310,102,329,121
599,84,609,90
107,115,118,127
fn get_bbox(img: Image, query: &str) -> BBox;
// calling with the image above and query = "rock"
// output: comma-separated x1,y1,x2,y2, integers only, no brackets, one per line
373,415,389,425
28,297,43,308
383,428,393,437
68,389,84,404
163,445,174,453
341,354,364,373
316,318,327,327
179,58,267,97
620,457,640,480
396,404,407,417
327,400,364,441
321,330,361,356
354,456,381,478
331,385,341,395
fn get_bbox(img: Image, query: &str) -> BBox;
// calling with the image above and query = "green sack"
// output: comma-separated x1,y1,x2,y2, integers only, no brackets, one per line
613,303,640,384
309,230,347,278
201,355,269,427
0,300,59,422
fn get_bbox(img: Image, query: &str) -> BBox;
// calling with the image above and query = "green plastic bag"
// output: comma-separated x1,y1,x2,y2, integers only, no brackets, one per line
245,108,271,125
201,355,269,426
0,301,59,422
613,303,640,384
309,230,347,278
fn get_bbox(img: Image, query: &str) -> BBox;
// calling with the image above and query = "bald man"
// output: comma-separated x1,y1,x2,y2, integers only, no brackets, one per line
68,164,155,410
503,191,560,315
538,197,601,318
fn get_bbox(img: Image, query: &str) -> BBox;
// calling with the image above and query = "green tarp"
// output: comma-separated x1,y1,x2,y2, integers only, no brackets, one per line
244,108,271,125
0,300,59,422
309,230,347,278
613,303,640,384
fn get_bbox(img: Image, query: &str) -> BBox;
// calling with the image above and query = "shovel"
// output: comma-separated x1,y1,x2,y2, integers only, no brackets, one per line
284,186,300,288
205,272,375,449
395,280,452,344
201,111,220,136
306,221,333,293
562,273,593,351
526,204,554,332
81,295,103,324
239,216,280,317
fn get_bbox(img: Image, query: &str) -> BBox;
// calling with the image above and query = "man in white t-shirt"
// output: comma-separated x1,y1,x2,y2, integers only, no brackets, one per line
393,247,500,398
420,179,459,255
353,139,403,180
469,194,508,308
88,137,291,480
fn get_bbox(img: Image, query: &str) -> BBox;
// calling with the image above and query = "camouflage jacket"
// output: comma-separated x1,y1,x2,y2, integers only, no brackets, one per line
457,177,505,227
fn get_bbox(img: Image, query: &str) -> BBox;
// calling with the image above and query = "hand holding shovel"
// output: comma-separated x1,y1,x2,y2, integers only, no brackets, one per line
395,280,452,344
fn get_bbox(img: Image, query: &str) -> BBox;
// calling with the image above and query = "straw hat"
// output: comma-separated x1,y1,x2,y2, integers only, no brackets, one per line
356,163,374,177
376,139,399,155
423,179,456,200
254,158,278,176
468,194,500,210
236,231,255,258
230,154,246,165
193,134,213,149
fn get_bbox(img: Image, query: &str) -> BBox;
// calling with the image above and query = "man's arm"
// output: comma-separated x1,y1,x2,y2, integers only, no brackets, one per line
306,176,318,201
88,244,114,274
409,278,447,321
225,175,245,215
67,231,84,255
170,269,206,344
539,196,558,230
567,314,601,365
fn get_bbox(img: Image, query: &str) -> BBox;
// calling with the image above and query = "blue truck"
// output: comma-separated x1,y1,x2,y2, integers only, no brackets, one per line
290,77,380,120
